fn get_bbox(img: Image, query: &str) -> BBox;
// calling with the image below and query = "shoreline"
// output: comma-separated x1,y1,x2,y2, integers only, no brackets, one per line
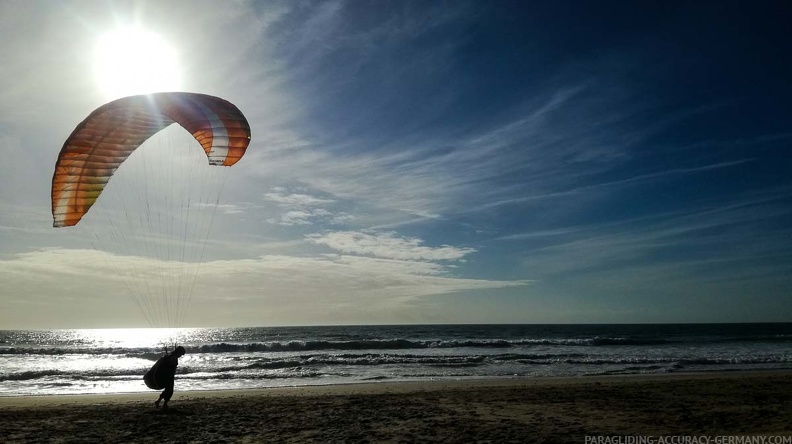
2,370,791,442
2,369,791,404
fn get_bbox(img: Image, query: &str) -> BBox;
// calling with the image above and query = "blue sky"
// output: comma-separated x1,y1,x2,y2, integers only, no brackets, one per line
1,1,791,328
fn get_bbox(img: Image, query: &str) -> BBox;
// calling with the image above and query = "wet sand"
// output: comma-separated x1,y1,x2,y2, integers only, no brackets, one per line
2,371,791,443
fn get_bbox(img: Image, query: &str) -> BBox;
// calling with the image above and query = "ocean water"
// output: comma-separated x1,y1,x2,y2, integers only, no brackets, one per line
1,324,790,396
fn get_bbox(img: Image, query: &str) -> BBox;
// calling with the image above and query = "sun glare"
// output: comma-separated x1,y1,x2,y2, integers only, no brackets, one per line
94,27,181,100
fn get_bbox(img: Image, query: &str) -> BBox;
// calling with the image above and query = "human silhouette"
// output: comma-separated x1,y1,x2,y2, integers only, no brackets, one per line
144,346,186,411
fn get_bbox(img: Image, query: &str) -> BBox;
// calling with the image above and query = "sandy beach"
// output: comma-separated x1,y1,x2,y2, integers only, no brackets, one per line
2,371,791,443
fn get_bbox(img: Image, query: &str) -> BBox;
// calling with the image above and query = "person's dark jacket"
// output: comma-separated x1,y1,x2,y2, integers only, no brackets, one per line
144,355,178,390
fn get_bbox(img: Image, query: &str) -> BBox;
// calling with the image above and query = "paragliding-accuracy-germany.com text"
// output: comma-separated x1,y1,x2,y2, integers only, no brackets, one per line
585,436,792,444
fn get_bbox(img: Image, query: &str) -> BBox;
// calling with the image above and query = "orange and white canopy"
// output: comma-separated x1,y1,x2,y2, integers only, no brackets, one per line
51,92,251,227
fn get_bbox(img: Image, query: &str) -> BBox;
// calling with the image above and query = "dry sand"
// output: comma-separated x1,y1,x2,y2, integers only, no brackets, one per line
2,371,791,443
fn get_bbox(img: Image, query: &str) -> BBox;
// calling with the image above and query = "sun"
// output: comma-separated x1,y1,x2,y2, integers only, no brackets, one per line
94,27,181,100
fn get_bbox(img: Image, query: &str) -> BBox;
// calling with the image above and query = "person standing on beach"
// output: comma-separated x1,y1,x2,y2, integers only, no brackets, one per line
145,346,186,411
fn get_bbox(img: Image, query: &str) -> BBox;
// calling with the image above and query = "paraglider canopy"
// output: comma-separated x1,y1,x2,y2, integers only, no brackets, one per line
52,92,251,227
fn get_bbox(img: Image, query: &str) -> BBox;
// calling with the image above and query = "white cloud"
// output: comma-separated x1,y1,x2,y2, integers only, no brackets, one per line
273,209,329,226
261,187,352,226
0,248,527,328
264,188,335,206
306,231,475,261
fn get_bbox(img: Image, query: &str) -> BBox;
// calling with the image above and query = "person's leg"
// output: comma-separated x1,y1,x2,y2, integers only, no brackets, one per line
155,390,166,408
160,381,174,410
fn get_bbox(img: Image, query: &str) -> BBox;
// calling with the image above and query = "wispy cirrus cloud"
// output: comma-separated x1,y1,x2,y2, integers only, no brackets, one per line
306,231,475,262
264,188,335,206
275,209,350,227
475,159,755,213
513,188,792,280
262,187,352,226
241,3,778,234
239,83,609,223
